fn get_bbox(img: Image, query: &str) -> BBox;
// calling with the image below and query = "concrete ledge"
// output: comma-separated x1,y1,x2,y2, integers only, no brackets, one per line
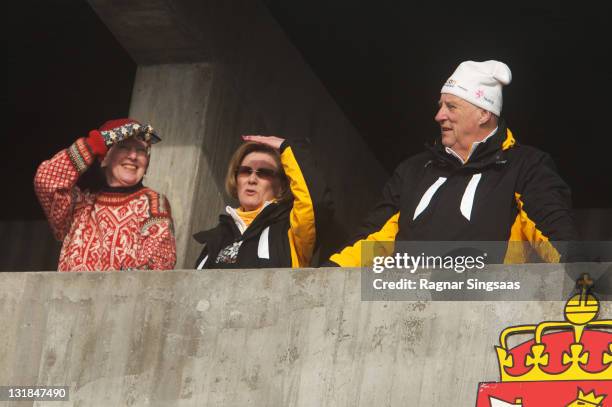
1,265,610,406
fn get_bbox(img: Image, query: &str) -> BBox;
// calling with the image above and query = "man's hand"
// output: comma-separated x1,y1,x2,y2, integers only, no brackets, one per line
242,135,285,151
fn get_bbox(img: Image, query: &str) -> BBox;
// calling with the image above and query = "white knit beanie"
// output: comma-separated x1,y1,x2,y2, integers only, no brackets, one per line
441,60,512,116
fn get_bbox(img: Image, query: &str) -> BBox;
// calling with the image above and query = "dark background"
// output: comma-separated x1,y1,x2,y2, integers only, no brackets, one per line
5,0,135,220
5,0,612,222
262,0,612,209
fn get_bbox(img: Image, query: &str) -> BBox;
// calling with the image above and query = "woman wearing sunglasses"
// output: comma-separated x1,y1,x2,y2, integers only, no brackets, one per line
193,135,330,269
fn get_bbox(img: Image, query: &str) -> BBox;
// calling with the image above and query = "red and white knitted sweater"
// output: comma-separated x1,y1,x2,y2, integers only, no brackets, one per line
34,137,177,271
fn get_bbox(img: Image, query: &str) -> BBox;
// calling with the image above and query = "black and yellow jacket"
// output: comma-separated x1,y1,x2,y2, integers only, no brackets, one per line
194,139,332,269
329,120,576,266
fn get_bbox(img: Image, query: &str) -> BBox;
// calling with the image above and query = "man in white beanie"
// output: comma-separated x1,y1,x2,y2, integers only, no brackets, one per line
327,60,576,266
437,60,511,163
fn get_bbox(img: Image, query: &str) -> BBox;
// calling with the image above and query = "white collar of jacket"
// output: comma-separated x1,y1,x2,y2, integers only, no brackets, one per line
445,126,498,164
225,201,274,235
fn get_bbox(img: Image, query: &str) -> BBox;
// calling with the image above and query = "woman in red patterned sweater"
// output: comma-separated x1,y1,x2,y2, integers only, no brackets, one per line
34,119,177,271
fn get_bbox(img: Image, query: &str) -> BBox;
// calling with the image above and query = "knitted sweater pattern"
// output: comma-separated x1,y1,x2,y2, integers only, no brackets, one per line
35,138,176,271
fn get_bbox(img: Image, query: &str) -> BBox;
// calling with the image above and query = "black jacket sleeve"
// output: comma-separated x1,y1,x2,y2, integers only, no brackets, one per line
515,150,576,261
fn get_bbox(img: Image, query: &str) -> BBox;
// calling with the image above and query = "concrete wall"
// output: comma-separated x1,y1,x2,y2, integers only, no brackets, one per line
87,0,388,268
1,265,609,406
129,64,217,269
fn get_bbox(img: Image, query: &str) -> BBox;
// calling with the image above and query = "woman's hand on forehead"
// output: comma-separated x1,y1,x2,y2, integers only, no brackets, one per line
241,135,285,151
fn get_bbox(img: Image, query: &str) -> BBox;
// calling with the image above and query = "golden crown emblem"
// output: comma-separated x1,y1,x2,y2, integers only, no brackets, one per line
568,388,607,406
495,275,612,382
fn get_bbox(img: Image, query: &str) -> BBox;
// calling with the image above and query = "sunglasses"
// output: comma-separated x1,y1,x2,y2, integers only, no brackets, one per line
236,166,278,180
